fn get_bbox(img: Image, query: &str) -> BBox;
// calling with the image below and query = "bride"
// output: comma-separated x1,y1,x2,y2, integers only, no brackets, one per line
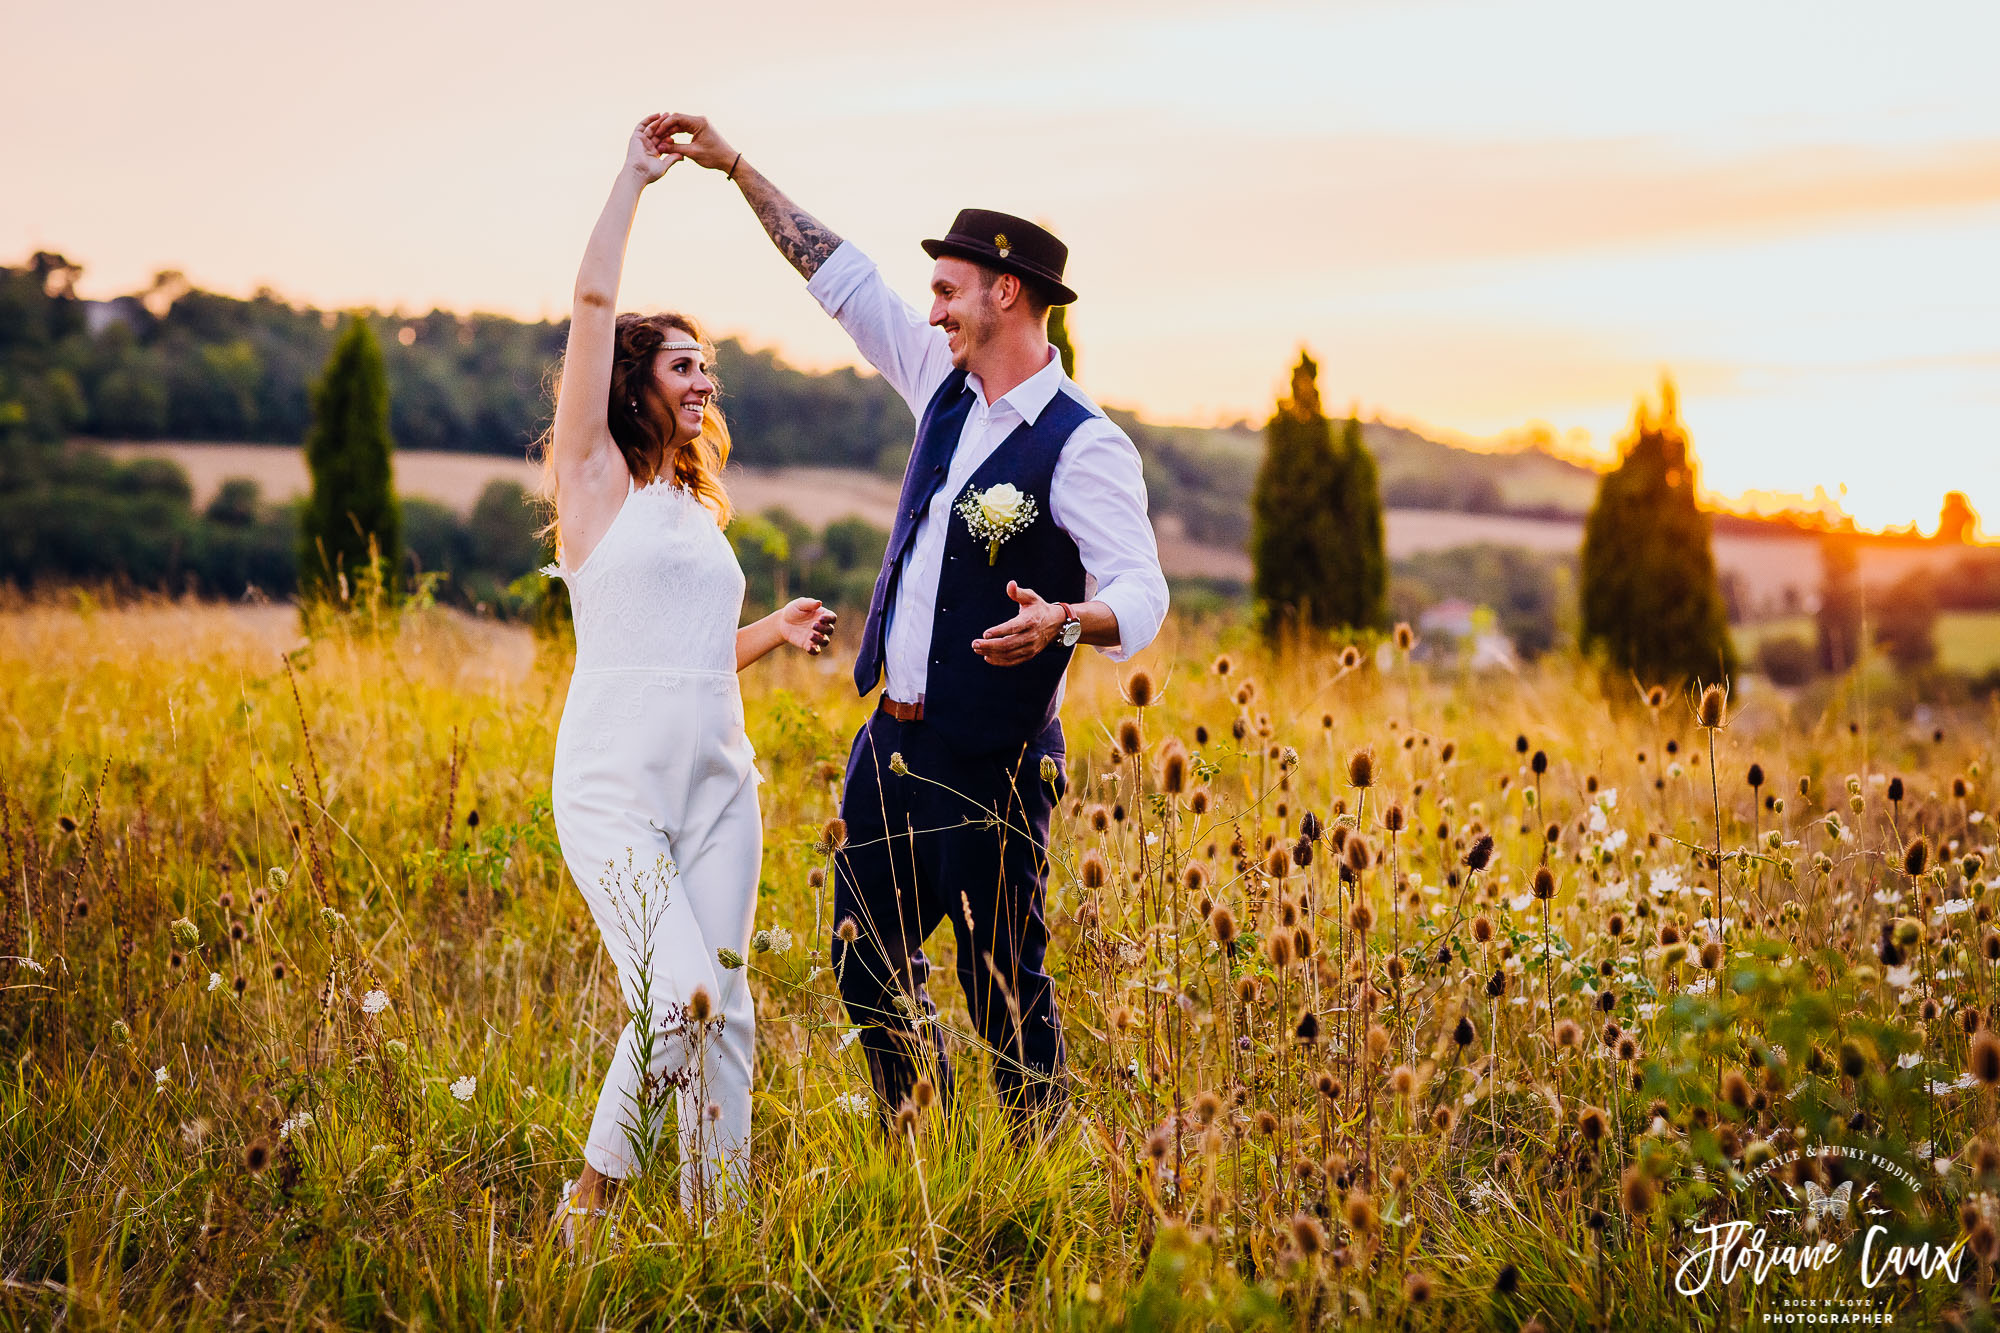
539,114,835,1241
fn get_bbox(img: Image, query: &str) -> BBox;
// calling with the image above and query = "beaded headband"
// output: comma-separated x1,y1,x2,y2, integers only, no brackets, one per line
659,339,702,352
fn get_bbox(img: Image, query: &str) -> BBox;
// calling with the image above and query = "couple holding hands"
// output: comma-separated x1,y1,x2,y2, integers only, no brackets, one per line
541,112,1167,1238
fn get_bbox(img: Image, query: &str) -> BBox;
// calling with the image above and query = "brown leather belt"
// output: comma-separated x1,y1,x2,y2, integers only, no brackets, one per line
878,695,925,723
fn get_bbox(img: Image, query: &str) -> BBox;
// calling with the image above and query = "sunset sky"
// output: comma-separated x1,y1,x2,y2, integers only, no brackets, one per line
8,0,1996,533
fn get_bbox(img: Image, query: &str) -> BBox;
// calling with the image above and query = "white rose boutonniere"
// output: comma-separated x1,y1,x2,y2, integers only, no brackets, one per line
955,482,1039,565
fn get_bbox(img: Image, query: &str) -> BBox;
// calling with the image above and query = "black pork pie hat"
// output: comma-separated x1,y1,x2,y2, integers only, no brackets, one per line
920,209,1078,306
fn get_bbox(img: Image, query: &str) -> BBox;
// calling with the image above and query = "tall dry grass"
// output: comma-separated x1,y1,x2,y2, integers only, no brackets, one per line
2,596,1997,1329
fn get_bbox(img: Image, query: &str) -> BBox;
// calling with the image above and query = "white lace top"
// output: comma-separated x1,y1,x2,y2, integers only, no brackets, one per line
552,480,743,675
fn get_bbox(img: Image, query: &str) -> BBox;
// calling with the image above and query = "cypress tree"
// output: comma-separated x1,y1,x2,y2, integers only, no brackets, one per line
298,317,401,603
1047,303,1077,379
1251,352,1386,637
1578,377,1735,687
1329,412,1388,630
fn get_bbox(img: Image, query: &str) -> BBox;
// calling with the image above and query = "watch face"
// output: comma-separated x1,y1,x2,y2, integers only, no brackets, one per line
1061,620,1082,647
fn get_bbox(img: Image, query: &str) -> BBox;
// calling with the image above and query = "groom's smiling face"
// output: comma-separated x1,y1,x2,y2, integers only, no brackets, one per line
928,257,1003,371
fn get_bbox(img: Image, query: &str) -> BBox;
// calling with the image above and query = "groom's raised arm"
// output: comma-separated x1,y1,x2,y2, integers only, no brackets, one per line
652,114,952,414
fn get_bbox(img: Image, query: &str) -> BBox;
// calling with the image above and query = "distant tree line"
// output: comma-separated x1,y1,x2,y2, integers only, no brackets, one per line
0,253,893,615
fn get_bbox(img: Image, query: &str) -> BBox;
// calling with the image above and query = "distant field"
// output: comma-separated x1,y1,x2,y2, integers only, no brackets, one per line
94,441,1984,604
1734,611,2000,673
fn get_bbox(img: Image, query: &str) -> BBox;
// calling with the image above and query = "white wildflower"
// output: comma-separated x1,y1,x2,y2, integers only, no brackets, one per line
11,956,45,974
1648,868,1683,899
450,1075,477,1102
360,989,391,1015
279,1110,314,1139
1686,978,1715,996
1509,893,1535,913
1604,829,1629,852
1934,899,1973,920
208,972,223,992
1885,965,1915,990
1586,806,1609,836
834,1091,872,1115
1872,889,1903,907
154,1065,169,1088
1896,1052,1922,1070
837,1027,861,1052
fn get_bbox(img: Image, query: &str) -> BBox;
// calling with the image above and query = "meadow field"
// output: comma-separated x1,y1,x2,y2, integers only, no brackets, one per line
3,597,1999,1330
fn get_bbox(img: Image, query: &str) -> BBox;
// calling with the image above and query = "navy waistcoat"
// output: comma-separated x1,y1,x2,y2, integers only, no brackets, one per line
853,369,1092,756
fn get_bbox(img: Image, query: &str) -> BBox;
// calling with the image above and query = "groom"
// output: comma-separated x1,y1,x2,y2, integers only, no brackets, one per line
661,114,1168,1129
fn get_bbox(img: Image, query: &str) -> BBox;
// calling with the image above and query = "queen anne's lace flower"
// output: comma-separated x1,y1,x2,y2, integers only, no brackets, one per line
360,989,390,1015
450,1075,477,1102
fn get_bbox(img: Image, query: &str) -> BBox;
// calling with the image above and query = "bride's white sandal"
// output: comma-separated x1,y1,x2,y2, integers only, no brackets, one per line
554,1177,610,1251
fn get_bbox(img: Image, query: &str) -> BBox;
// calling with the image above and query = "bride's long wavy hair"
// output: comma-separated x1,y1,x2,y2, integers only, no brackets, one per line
534,312,733,549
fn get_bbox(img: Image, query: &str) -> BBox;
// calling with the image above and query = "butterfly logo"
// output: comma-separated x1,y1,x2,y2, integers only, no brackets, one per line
1769,1178,1886,1230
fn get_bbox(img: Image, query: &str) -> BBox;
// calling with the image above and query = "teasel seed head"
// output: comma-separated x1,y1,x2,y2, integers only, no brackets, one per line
1578,1105,1608,1142
1696,683,1728,729
1620,1165,1656,1214
1117,719,1142,755
1972,1032,2000,1086
1532,865,1557,900
1080,851,1108,889
1904,837,1929,877
1464,834,1495,872
1347,748,1375,788
1123,668,1155,708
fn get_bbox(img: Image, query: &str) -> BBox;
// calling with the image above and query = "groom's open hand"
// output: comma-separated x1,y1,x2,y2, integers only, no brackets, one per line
973,582,1061,666
648,113,738,173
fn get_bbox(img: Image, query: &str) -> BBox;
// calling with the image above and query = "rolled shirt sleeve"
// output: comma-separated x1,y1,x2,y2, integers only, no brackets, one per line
803,241,954,414
1049,416,1170,662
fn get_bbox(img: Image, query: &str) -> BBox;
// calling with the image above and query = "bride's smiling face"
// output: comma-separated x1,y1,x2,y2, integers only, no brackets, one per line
650,332,716,445
928,258,1002,370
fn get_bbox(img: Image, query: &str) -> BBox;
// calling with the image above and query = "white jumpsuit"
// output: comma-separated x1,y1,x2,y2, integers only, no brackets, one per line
549,477,760,1213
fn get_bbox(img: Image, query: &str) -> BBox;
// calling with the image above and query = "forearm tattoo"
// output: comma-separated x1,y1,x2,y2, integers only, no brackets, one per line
750,193,843,279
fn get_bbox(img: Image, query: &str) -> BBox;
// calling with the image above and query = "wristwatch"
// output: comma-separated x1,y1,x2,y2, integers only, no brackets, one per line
1056,601,1083,648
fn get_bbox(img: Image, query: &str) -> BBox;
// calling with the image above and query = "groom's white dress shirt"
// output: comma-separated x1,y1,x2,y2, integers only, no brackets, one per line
806,241,1169,708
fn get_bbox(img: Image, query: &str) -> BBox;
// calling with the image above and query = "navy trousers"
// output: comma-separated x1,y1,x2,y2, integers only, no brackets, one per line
831,710,1068,1126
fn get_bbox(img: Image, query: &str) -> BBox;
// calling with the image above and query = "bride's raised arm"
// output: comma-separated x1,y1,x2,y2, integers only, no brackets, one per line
546,117,679,563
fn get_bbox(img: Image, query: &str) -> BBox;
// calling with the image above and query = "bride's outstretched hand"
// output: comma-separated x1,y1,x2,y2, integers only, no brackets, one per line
778,598,838,656
627,115,681,184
